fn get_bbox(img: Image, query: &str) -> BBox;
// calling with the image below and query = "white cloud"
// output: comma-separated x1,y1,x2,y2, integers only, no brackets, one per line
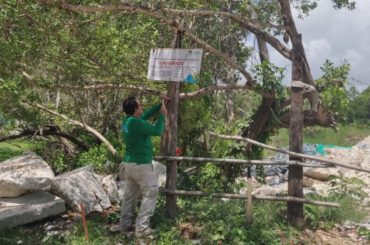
270,0,370,91
334,49,362,66
303,38,331,60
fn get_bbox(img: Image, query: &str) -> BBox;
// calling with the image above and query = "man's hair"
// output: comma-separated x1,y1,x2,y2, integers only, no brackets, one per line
123,97,138,115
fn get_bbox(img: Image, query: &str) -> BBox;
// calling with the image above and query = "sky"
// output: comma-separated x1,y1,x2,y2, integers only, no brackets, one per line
269,0,370,92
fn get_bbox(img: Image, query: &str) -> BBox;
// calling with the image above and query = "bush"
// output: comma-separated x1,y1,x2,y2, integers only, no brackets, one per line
76,145,118,174
0,146,22,162
304,175,368,230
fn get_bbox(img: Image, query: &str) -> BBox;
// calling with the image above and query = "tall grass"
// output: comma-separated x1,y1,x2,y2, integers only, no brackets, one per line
0,140,35,162
2,192,366,244
269,123,370,148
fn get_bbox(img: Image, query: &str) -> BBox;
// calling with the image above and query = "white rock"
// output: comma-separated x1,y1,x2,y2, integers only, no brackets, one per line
0,153,55,197
304,167,339,182
102,175,119,204
152,160,166,187
0,191,65,230
51,166,111,213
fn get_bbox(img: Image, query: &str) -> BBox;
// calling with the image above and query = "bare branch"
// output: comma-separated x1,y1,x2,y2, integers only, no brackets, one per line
178,25,255,84
22,101,118,156
278,0,320,115
0,127,89,150
179,82,274,99
209,132,370,173
58,83,167,98
162,8,292,67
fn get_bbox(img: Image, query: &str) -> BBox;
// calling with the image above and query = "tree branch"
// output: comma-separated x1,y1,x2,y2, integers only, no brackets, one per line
278,0,320,115
22,101,118,156
179,83,261,99
39,1,292,60
209,132,370,173
39,1,280,88
0,126,89,150
58,83,168,98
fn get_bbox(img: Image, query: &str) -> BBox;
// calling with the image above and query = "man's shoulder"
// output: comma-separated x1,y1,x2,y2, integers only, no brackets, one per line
126,117,144,125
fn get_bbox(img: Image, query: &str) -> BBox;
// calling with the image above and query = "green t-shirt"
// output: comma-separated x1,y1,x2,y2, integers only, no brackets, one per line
122,104,165,164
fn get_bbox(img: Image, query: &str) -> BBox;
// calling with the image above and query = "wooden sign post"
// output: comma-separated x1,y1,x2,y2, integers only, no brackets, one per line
163,30,182,218
288,34,304,228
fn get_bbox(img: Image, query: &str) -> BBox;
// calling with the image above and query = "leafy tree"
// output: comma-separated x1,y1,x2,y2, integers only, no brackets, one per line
315,60,351,122
348,86,370,123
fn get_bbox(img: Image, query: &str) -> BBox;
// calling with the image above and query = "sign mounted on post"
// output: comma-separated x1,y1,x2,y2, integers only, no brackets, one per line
147,48,203,83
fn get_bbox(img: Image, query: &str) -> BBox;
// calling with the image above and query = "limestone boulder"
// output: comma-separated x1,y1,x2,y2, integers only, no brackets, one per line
303,167,339,182
101,175,119,204
51,166,111,213
252,182,288,196
0,153,55,197
0,191,65,230
153,160,166,187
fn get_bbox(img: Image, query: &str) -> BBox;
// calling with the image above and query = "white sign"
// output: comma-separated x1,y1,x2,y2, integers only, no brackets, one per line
147,48,203,83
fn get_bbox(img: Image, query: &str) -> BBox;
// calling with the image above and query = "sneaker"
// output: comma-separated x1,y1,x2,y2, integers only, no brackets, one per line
121,229,134,238
109,224,134,236
109,224,120,233
135,227,155,238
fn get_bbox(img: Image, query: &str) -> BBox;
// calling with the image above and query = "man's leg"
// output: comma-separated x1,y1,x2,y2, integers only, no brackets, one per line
119,165,140,231
134,164,159,235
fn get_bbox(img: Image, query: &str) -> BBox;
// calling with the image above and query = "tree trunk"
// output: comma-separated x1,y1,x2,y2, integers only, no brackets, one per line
225,90,235,122
163,30,182,218
241,23,275,177
288,34,304,229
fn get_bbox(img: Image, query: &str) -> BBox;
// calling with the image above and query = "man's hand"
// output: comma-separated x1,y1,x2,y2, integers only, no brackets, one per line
160,99,168,116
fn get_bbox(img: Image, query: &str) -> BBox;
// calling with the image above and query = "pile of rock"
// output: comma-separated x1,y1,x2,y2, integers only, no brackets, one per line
238,136,370,202
0,152,166,230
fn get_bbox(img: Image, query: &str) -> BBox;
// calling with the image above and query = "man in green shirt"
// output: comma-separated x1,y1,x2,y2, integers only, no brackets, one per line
118,96,167,238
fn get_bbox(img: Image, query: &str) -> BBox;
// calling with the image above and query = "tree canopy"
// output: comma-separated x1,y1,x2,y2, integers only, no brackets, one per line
0,0,360,160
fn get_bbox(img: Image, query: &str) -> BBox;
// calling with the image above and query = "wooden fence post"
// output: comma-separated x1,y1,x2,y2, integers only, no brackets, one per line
163,29,182,218
246,179,253,224
80,203,89,241
288,34,304,228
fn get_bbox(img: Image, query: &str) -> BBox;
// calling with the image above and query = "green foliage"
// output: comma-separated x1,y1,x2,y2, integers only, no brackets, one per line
304,175,368,230
348,86,370,123
1,190,368,244
316,60,351,121
329,174,368,200
0,140,36,162
293,0,318,18
77,145,112,174
357,227,370,240
33,140,74,174
269,123,370,150
0,146,22,162
331,0,356,10
291,0,356,18
253,61,286,102
183,163,228,193
172,198,288,244
178,93,212,157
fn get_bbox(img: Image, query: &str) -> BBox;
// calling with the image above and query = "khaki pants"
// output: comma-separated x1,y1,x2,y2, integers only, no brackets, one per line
119,162,159,232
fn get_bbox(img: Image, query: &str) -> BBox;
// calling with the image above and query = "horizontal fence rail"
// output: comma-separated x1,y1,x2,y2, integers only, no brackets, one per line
155,156,330,168
155,132,370,212
209,132,370,173
162,190,340,208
